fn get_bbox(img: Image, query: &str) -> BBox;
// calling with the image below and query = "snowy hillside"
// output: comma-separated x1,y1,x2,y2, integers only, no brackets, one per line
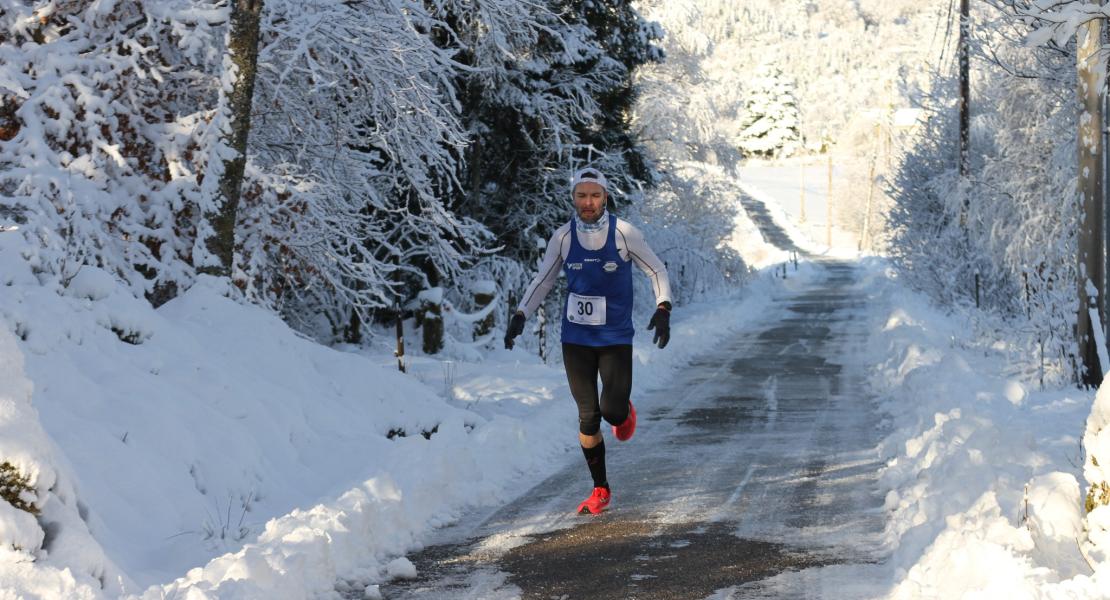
0,230,563,595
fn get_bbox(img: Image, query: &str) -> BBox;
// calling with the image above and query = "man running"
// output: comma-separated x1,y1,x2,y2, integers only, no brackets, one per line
503,167,673,515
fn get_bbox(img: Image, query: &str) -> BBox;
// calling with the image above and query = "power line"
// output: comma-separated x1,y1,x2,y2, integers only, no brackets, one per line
938,0,958,67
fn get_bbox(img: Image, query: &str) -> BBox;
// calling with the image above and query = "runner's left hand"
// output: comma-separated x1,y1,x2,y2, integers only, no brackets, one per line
504,312,526,350
647,305,670,349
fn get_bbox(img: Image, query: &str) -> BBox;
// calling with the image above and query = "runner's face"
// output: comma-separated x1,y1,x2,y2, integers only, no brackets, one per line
573,182,606,223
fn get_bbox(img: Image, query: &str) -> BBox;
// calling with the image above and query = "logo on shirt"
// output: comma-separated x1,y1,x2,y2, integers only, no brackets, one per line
603,261,618,273
583,258,601,263
566,262,583,271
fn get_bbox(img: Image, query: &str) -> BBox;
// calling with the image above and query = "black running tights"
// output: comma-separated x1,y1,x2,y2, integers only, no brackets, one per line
562,343,632,435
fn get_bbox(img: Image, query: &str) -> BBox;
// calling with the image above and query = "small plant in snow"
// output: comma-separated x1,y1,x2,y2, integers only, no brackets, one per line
1084,385,1110,562
201,490,254,549
0,461,38,515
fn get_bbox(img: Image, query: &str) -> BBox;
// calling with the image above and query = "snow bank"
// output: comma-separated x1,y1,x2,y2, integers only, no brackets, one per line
0,237,127,598
858,258,1110,597
0,229,572,597
143,413,553,599
1085,384,1110,565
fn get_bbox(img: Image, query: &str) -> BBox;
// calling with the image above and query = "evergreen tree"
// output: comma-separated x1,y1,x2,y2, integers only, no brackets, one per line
736,66,802,158
431,0,663,280
559,0,665,187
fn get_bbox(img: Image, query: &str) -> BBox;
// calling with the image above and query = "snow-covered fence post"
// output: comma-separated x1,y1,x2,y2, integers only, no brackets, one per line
394,304,406,373
1040,338,1046,390
537,305,548,363
419,288,444,355
471,280,497,338
1024,272,1031,317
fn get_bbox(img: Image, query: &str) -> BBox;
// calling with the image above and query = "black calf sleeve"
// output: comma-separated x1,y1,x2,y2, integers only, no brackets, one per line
582,441,608,489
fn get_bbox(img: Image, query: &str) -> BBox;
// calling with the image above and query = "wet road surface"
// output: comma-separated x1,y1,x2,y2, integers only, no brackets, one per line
356,259,889,599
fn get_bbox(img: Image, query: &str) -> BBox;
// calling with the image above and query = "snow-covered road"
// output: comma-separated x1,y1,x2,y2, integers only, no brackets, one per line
370,260,888,599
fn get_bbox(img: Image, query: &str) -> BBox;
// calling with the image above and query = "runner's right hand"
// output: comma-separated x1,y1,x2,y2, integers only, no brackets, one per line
504,312,526,349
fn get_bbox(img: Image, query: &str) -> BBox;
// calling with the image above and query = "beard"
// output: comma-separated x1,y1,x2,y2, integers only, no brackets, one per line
576,205,604,223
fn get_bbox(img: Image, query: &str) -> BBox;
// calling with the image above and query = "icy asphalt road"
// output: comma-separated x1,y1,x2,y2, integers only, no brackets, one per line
357,194,889,599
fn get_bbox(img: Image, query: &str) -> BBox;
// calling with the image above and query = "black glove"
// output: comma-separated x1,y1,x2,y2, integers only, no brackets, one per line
647,304,670,349
504,312,526,349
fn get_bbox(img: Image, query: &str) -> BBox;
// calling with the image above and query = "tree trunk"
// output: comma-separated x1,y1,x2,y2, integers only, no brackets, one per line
958,0,970,180
957,0,971,231
420,288,444,355
199,0,265,277
1077,8,1105,386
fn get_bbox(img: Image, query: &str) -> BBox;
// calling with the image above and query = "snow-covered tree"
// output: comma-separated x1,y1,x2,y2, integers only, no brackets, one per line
625,1,751,304
431,0,618,255
0,1,506,342
887,0,1079,383
0,1,226,303
0,0,687,349
234,0,502,340
631,2,742,168
736,66,802,158
421,0,664,324
994,0,1110,550
561,0,664,185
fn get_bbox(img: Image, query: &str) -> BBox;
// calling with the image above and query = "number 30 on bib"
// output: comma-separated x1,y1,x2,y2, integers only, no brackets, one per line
567,293,607,326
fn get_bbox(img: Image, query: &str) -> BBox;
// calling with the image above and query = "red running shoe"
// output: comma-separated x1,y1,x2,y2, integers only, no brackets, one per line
577,486,611,515
613,401,637,441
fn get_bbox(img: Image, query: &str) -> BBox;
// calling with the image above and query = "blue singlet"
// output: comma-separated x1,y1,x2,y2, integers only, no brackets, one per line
561,215,634,346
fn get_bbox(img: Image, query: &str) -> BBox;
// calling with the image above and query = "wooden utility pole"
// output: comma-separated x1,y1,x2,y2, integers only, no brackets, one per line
826,150,833,248
957,0,971,230
394,305,406,373
799,161,807,224
860,157,876,252
1077,5,1106,385
859,123,880,252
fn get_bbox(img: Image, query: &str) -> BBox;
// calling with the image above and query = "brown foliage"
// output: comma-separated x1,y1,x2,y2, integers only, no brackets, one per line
0,461,39,516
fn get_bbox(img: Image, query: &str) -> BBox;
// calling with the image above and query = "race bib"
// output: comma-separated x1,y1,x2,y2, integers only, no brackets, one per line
567,293,606,326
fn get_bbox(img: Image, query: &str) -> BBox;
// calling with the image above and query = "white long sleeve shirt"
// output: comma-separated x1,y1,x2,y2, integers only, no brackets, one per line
516,211,672,318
